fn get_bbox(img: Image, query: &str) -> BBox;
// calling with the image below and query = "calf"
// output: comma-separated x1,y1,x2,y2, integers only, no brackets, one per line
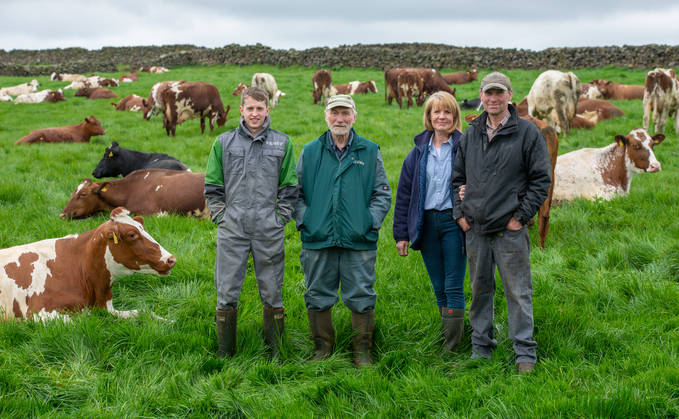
460,98,483,110
570,112,597,130
61,169,209,219
50,72,86,82
577,97,625,121
14,89,65,104
0,207,175,321
441,69,478,85
643,68,679,134
0,92,14,102
15,116,105,145
0,79,40,96
330,80,378,96
553,129,664,204
232,83,250,96
140,66,170,73
75,87,119,99
591,78,645,100
252,73,286,108
527,70,581,136
112,94,145,111
142,80,185,121
161,81,230,137
312,70,332,105
396,70,424,109
64,76,119,90
92,141,190,178
119,71,139,83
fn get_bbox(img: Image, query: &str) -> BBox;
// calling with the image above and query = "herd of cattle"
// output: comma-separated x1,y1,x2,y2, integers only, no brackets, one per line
0,64,676,321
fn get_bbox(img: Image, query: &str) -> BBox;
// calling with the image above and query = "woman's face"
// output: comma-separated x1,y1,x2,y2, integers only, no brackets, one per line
430,105,455,135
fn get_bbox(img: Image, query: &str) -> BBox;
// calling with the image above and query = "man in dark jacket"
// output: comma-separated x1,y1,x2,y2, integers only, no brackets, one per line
452,72,552,374
294,94,392,367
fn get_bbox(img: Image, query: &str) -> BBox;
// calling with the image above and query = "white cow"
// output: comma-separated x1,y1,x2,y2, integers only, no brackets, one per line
252,73,286,108
0,92,12,102
64,75,119,90
0,79,40,96
14,89,65,104
50,72,86,82
527,70,581,136
643,68,679,134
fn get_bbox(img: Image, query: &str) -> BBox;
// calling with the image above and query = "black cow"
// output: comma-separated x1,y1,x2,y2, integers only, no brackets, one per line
460,98,484,110
92,141,190,178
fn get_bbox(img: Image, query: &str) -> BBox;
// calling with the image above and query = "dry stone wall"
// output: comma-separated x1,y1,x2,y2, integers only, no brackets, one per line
0,43,677,76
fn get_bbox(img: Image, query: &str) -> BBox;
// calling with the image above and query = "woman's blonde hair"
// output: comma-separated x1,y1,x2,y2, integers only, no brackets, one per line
423,91,461,134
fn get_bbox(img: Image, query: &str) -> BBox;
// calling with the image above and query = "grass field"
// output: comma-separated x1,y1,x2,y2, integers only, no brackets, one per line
0,64,678,418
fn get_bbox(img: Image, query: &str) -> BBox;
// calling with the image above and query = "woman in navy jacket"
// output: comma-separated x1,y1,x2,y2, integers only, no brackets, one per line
393,91,467,354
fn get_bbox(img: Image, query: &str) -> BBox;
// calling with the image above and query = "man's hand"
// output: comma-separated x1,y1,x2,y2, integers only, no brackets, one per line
396,241,409,257
459,184,466,200
457,217,470,232
506,216,523,231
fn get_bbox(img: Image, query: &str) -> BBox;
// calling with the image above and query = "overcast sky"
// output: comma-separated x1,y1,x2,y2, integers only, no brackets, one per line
2,1,678,52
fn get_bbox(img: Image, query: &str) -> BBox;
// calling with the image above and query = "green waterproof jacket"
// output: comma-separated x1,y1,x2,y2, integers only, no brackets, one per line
294,128,392,250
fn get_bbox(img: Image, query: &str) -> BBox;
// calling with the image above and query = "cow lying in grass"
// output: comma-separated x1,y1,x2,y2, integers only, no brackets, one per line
15,116,105,145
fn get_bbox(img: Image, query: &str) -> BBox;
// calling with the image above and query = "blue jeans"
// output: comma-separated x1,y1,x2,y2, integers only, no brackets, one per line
419,210,467,310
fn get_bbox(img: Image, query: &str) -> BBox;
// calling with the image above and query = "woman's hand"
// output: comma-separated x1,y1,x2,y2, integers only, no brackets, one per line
396,241,409,257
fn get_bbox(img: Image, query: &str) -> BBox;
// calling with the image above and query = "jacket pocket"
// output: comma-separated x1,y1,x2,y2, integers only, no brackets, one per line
228,147,245,175
262,149,285,178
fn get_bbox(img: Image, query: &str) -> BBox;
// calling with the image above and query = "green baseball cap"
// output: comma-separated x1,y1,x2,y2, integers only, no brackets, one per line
480,72,512,92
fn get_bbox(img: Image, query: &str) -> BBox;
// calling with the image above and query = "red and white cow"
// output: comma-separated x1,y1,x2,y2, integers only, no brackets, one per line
50,72,86,82
643,68,679,134
385,68,455,106
142,81,185,121
0,79,40,96
527,70,581,136
312,70,332,105
252,73,286,108
15,116,105,145
397,70,424,109
74,87,119,99
232,83,250,96
60,169,209,220
160,81,230,137
577,97,625,121
0,207,175,321
64,76,119,90
441,69,478,85
119,71,139,83
329,80,378,96
112,94,145,111
553,129,665,204
14,89,65,104
591,79,645,100
140,66,170,74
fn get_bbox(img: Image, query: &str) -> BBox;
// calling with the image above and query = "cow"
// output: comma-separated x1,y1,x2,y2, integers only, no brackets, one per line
460,98,483,110
112,94,145,111
0,207,176,321
591,78,645,100
526,70,581,136
252,73,286,108
15,116,105,145
232,83,250,96
50,72,86,82
92,141,190,178
553,129,664,204
385,68,456,106
60,169,209,220
160,81,230,137
577,97,625,121
643,68,679,134
312,70,332,105
0,79,40,96
464,111,559,248
140,66,170,73
0,92,14,102
441,69,478,85
64,76,119,90
75,87,119,99
329,80,378,96
142,80,185,121
119,71,139,83
570,112,598,130
396,70,424,109
581,82,598,98
14,89,65,104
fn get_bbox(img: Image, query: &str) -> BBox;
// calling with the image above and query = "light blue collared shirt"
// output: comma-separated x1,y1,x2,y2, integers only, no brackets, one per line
424,132,453,211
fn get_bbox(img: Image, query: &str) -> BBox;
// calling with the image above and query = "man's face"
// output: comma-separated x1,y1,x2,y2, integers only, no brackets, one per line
240,96,269,132
480,88,513,118
325,106,357,136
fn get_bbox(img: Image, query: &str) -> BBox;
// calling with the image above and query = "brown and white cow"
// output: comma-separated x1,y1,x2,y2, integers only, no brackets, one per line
0,207,176,321
60,169,209,220
397,70,424,109
112,95,145,111
330,80,378,96
0,79,40,96
232,83,250,96
385,68,455,106
516,97,597,131
581,82,598,98
441,69,478,85
527,70,581,136
75,87,119,99
577,97,625,121
142,81,185,121
50,72,86,82
643,68,679,134
312,70,332,105
553,129,664,204
15,116,105,145
64,76,119,90
161,81,230,137
252,73,286,108
140,66,170,73
119,71,139,83
591,78,645,100
13,89,65,104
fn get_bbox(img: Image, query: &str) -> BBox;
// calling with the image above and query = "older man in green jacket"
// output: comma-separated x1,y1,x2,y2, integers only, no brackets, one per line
294,94,392,366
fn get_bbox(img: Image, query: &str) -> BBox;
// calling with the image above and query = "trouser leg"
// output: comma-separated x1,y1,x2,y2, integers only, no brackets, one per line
339,249,377,314
466,229,497,359
215,230,251,311
301,248,340,312
251,236,285,309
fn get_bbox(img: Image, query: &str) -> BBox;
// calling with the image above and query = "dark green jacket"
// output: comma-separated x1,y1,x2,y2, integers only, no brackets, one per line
295,128,391,250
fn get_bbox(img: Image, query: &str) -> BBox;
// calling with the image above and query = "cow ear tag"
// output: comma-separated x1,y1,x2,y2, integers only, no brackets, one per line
112,232,118,244
109,152,113,157
101,187,107,192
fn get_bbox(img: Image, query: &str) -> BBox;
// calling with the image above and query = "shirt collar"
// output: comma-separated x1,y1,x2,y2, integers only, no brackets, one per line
427,132,453,151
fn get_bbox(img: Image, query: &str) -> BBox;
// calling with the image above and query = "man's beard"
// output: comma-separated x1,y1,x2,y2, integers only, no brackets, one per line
330,124,351,136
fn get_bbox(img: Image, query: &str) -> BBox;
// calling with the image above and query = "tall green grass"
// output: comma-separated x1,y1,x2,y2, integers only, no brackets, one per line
0,64,678,418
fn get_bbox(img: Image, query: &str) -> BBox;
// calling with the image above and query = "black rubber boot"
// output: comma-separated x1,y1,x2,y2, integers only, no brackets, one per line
216,309,237,358
263,307,285,361
440,307,465,355
307,309,334,362
351,311,374,367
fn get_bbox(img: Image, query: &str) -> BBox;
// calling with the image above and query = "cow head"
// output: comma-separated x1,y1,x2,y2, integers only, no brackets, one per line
61,178,113,219
615,129,665,174
50,72,58,81
467,69,479,81
46,89,66,103
232,83,248,96
217,105,230,127
368,79,378,93
85,116,106,136
103,207,176,277
74,87,89,97
592,79,610,97
92,141,121,178
271,90,286,107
